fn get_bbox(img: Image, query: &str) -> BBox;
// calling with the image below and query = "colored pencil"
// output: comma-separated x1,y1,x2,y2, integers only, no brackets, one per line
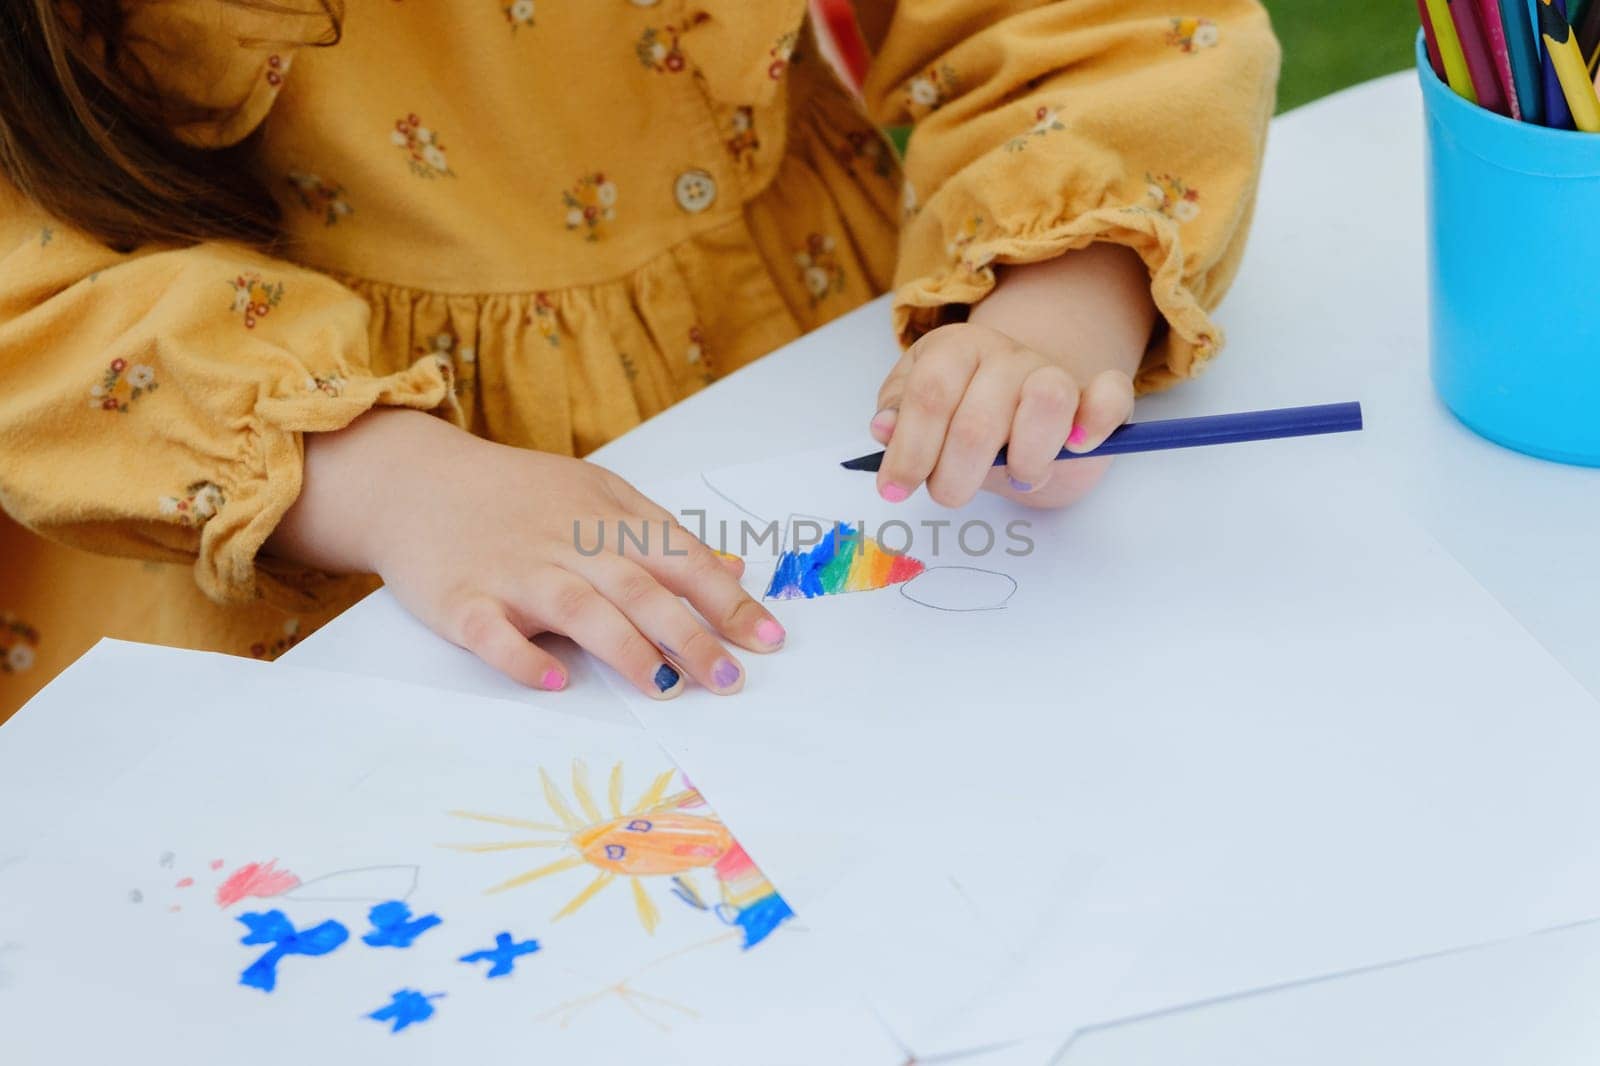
1425,0,1482,99
1502,0,1547,122
1420,0,1449,76
1450,0,1513,112
838,403,1367,473
1538,0,1600,129
1474,0,1523,117
1544,0,1579,127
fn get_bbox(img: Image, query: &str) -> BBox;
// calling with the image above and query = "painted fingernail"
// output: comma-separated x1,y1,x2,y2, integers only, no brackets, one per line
870,409,897,435
1067,425,1088,448
1007,476,1033,493
714,550,741,568
711,658,742,690
756,618,786,647
653,663,681,694
541,668,567,692
880,482,909,503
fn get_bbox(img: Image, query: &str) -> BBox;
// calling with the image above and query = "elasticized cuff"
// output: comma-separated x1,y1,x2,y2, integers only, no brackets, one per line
195,354,452,609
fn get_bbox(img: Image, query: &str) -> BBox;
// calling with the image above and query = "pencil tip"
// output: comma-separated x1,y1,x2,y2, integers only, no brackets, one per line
840,453,882,472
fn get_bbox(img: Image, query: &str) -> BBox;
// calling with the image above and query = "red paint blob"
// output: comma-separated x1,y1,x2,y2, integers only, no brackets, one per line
215,860,301,909
175,877,194,888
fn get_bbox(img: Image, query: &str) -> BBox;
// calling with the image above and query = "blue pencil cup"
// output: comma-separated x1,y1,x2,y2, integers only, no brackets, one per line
1420,34,1600,466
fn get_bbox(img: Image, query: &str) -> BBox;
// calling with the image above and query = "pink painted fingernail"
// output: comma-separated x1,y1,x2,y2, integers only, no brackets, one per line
880,482,909,503
541,668,566,691
756,618,786,647
1068,425,1088,447
870,409,897,435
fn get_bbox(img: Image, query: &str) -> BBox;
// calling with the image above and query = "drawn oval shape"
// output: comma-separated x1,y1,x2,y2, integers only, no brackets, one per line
574,812,733,875
899,566,1018,612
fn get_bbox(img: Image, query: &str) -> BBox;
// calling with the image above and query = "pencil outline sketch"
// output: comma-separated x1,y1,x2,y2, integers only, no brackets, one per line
283,865,420,904
535,932,735,1032
898,566,1019,613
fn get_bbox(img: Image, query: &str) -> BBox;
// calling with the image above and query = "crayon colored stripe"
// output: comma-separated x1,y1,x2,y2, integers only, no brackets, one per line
764,524,927,600
712,842,795,948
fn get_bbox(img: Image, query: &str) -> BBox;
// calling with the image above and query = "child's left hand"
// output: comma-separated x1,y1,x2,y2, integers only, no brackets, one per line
869,243,1157,510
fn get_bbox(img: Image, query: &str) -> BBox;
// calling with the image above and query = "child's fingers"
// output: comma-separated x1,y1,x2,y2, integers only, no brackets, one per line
604,477,745,577
925,357,1031,508
869,407,897,445
1066,369,1136,453
643,530,786,654
581,556,748,696
1002,365,1080,494
870,350,915,443
602,480,772,650
877,342,979,503
452,598,569,691
522,569,685,700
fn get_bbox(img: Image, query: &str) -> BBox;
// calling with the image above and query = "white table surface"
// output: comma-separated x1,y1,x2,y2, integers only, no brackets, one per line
288,72,1600,1063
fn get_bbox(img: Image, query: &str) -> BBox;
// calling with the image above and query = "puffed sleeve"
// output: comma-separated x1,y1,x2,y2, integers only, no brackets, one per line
120,1,330,149
0,190,451,611
861,0,1281,392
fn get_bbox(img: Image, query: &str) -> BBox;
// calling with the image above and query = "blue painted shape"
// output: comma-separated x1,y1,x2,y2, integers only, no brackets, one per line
729,893,795,950
362,900,441,949
367,989,444,1033
458,932,541,978
236,910,348,992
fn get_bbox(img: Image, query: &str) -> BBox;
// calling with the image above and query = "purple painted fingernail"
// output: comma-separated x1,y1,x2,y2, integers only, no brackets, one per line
1008,476,1033,493
711,658,742,690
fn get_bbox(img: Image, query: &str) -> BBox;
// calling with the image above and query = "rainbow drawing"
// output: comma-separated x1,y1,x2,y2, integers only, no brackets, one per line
710,841,794,949
764,523,925,601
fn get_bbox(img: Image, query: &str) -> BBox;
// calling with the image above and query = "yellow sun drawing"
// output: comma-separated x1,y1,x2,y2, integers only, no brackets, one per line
443,761,736,934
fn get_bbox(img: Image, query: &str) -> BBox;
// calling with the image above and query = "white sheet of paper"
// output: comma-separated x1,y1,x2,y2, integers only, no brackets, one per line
604,428,1600,1054
1059,918,1600,1066
0,642,903,1066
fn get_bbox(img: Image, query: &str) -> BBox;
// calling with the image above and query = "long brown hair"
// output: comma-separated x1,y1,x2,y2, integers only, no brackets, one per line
0,2,339,250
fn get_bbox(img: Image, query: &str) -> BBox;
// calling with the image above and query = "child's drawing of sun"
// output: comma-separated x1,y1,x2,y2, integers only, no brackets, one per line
442,761,735,935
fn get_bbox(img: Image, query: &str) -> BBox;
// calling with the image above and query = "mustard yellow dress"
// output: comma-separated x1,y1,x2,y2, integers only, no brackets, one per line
0,1,1279,718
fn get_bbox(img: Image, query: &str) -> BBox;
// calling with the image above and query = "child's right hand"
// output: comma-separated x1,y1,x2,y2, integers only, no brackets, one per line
268,409,785,698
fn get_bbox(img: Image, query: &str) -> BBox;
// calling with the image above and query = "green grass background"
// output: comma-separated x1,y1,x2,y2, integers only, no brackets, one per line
1264,0,1418,112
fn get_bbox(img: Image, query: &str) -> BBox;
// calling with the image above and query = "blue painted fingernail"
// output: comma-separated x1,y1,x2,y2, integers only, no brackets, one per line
653,663,681,693
1008,477,1033,493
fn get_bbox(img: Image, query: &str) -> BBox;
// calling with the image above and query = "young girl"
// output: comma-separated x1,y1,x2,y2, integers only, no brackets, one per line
0,1,1278,718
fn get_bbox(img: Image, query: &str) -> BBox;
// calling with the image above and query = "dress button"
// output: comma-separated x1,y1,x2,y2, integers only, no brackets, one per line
674,170,717,214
